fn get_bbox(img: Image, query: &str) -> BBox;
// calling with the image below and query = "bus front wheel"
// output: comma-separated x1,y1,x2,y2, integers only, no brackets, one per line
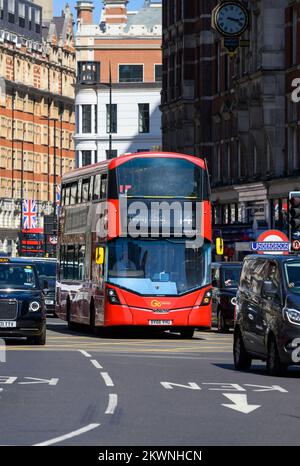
180,328,194,339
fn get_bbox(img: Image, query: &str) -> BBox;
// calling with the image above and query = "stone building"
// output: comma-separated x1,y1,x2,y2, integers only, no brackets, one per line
0,0,76,255
162,0,297,259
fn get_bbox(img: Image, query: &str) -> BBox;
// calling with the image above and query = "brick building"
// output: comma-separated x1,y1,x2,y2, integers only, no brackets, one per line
0,0,76,254
75,0,162,166
162,0,299,259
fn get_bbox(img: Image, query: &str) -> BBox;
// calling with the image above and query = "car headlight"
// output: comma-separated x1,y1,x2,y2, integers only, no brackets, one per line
29,301,41,312
285,308,300,326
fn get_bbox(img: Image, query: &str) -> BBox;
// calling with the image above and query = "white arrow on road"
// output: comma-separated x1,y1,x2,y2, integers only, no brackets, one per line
222,394,261,414
18,377,59,386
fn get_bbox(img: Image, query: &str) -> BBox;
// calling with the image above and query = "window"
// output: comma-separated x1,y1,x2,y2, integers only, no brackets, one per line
82,150,92,166
18,1,25,27
138,103,150,133
101,174,107,199
119,65,143,83
0,0,4,20
82,105,92,133
70,182,78,205
35,9,41,33
106,150,117,160
81,179,90,203
28,6,32,30
155,64,162,82
93,173,101,200
106,104,117,133
8,0,15,23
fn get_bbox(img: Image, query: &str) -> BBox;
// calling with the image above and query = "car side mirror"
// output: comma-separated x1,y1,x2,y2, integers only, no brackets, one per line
262,280,278,299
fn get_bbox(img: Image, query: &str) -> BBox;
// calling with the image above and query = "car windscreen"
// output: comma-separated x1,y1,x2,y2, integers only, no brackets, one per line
0,264,37,289
284,262,300,294
221,266,242,289
31,262,56,287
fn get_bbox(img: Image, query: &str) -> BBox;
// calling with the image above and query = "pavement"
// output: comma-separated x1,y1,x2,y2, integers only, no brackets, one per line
0,318,299,446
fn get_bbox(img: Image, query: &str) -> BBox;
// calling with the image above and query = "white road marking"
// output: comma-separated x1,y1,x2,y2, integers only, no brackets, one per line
161,382,202,390
244,384,288,393
222,394,261,414
78,350,91,358
90,359,103,369
34,423,100,446
18,377,59,386
105,394,118,414
101,372,114,387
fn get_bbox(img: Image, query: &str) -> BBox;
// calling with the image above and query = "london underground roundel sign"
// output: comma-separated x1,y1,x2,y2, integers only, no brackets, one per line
251,230,289,255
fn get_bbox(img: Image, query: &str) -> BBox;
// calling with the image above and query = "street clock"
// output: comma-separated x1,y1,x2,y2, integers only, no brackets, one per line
212,2,249,37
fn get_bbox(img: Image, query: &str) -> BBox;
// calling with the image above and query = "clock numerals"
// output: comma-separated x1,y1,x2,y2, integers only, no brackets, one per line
214,2,249,37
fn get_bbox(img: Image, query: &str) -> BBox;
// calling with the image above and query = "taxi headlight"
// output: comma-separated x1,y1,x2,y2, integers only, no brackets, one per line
29,301,41,312
285,308,300,326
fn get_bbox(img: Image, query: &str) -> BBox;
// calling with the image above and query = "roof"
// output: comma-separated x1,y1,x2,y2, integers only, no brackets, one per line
124,4,162,33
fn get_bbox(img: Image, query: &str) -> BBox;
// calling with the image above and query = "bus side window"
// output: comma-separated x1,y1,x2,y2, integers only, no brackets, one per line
93,174,101,200
70,182,78,205
89,176,94,201
61,185,66,206
82,179,90,203
101,174,107,199
65,185,71,206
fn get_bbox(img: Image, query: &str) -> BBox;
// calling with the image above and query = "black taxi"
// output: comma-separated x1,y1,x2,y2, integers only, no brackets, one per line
0,259,46,345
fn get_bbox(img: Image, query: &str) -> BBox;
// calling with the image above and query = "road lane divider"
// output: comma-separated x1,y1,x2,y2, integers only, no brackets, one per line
78,350,91,358
100,372,114,387
105,394,118,414
34,423,100,446
90,359,103,369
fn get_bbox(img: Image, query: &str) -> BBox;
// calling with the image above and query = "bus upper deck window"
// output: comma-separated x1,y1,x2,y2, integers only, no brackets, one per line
82,179,90,202
65,185,71,206
93,174,101,200
70,182,78,205
101,175,107,199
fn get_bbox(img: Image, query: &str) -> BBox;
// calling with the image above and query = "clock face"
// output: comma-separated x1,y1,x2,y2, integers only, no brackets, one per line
215,2,249,37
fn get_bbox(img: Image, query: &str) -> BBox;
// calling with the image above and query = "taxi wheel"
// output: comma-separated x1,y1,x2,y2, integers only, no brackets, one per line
234,330,252,370
28,324,46,346
217,310,230,333
266,337,287,377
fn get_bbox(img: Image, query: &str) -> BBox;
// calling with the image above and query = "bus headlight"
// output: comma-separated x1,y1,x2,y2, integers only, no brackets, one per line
107,288,121,305
29,301,41,312
200,290,212,306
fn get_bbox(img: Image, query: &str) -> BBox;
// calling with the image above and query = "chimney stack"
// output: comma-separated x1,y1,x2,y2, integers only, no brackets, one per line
103,0,128,24
76,1,94,25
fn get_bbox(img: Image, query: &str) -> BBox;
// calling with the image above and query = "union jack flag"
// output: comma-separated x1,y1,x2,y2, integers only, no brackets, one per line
56,185,61,215
23,199,37,230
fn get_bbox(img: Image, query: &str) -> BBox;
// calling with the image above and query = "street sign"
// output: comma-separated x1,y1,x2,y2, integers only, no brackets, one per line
252,230,289,255
289,192,300,252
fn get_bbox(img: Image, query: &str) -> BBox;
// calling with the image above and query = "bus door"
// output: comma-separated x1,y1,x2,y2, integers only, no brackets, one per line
92,243,105,325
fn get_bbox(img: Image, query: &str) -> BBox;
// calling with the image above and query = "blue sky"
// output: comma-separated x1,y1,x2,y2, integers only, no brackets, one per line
54,0,145,22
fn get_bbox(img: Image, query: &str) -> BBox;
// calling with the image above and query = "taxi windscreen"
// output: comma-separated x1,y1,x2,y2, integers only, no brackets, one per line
0,264,37,289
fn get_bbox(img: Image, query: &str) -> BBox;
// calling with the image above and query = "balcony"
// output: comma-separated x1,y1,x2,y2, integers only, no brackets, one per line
77,61,100,85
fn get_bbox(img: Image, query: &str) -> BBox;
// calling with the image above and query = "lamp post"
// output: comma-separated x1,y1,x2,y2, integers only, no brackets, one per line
15,122,24,257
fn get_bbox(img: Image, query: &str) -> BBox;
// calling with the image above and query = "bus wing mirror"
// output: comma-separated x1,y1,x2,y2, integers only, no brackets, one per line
96,247,105,265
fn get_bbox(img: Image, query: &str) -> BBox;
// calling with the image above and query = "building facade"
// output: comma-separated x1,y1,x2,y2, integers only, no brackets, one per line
0,0,76,255
75,0,162,166
162,0,299,260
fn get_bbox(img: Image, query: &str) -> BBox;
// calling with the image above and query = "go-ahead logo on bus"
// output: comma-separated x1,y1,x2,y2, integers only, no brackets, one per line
150,299,171,308
251,230,290,255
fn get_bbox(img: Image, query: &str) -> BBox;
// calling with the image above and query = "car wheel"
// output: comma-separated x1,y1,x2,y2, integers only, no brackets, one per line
67,300,75,330
28,324,46,346
233,330,252,370
180,328,194,339
217,310,230,333
90,302,98,335
267,337,287,377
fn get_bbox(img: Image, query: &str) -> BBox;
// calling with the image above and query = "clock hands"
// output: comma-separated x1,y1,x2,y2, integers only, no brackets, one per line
227,16,244,27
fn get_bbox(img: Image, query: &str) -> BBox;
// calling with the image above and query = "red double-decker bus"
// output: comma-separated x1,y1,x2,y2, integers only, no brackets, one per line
56,152,212,338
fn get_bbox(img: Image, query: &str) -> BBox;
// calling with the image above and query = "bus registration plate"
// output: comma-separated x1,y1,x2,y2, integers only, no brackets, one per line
0,321,16,328
149,320,172,326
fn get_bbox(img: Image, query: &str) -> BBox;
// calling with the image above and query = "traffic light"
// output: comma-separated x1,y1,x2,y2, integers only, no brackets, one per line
289,192,300,252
